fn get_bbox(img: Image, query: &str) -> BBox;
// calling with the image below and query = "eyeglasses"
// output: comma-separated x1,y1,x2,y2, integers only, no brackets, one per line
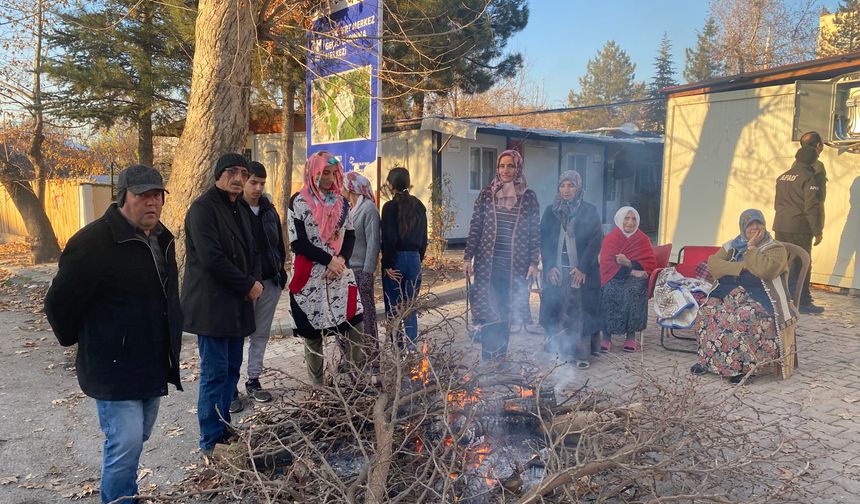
225,167,249,179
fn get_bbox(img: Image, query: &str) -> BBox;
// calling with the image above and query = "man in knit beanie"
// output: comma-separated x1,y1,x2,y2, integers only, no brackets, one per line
181,152,262,456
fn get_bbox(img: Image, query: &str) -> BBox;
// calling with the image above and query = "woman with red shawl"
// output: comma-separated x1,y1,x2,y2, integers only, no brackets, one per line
287,151,364,385
599,206,657,352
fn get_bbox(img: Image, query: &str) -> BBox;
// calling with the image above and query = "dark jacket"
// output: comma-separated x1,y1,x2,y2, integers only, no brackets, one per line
251,195,287,288
464,188,541,326
44,204,183,401
774,146,824,236
538,201,604,337
182,186,261,338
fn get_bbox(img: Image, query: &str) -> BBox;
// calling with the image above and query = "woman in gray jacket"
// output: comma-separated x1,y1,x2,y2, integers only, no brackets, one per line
344,171,381,360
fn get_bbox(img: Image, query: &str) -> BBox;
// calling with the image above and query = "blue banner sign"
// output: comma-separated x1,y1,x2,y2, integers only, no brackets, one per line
307,0,381,174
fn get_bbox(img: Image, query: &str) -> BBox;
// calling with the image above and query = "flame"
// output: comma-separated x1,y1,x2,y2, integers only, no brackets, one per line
443,435,454,448
415,437,424,455
516,385,535,398
447,388,482,408
410,342,431,384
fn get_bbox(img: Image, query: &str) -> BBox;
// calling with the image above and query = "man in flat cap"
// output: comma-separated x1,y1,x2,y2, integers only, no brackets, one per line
45,164,183,504
181,152,262,456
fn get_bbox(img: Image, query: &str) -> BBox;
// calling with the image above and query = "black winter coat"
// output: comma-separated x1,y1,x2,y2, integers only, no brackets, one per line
182,187,261,338
255,195,287,288
538,202,603,337
44,205,183,401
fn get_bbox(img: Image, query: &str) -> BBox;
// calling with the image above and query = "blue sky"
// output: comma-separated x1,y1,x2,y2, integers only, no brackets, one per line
509,0,842,106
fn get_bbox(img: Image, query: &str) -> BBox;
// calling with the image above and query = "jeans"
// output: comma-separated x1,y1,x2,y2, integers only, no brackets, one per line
246,278,282,381
96,397,161,504
382,251,422,346
198,335,243,450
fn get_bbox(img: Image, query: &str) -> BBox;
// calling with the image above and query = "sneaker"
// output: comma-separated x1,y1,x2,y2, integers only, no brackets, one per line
623,340,637,352
229,396,244,414
799,302,824,315
690,363,707,375
600,340,612,353
246,379,273,403
728,374,745,385
575,360,590,369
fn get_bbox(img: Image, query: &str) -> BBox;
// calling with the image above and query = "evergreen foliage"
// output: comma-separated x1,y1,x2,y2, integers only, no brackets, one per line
684,17,724,83
643,33,678,134
44,0,195,166
566,40,646,131
382,0,529,119
820,1,860,56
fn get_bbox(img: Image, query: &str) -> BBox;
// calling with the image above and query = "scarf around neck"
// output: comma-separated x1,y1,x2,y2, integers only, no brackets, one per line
490,149,527,210
728,208,772,261
299,151,346,252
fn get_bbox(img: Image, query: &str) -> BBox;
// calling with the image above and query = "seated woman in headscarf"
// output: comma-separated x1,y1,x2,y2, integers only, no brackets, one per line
599,207,657,352
691,209,798,384
538,170,603,369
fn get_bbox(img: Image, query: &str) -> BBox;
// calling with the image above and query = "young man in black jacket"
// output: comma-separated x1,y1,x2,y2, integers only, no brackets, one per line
182,153,262,456
45,165,182,504
230,161,287,412
774,132,826,314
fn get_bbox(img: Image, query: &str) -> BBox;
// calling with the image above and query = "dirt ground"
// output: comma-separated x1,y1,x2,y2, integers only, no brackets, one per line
0,254,202,504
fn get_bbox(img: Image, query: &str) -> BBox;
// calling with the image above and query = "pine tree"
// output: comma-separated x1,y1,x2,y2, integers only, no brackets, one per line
382,0,529,119
820,1,860,56
566,41,646,130
44,0,195,167
684,17,723,83
644,33,679,134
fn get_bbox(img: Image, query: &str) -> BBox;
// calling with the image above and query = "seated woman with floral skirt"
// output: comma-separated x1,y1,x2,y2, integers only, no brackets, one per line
691,209,798,384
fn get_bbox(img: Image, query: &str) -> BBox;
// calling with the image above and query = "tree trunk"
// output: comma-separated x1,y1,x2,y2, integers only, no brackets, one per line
19,0,61,263
138,111,154,167
161,0,258,267
276,75,297,258
137,2,155,168
0,177,60,263
411,92,425,118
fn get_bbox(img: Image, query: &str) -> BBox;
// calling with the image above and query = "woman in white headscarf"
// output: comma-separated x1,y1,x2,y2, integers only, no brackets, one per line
599,207,657,352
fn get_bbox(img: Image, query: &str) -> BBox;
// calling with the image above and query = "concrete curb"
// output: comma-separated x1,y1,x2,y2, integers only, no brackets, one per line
270,277,468,337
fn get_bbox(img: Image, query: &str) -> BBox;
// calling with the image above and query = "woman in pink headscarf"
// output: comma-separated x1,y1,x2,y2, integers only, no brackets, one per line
463,149,541,363
288,151,364,385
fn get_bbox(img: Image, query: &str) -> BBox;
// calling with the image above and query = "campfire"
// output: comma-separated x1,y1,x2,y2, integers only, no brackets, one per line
153,300,817,503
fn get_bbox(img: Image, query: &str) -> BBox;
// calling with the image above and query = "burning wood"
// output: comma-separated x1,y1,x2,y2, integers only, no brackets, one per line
147,295,818,504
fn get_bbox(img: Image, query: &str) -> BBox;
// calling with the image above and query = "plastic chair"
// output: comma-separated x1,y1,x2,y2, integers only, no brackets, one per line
659,245,720,353
776,242,809,377
781,242,810,312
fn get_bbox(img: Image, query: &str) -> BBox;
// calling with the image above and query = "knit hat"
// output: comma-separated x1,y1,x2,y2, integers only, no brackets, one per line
214,153,249,180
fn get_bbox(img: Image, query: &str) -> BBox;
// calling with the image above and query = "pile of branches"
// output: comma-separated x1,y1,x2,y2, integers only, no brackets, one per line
148,295,817,503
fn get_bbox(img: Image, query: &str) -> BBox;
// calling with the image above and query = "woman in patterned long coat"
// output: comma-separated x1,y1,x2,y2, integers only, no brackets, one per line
463,150,540,362
288,151,364,385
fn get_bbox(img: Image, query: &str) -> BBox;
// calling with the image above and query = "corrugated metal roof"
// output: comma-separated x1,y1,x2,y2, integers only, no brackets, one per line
393,116,663,145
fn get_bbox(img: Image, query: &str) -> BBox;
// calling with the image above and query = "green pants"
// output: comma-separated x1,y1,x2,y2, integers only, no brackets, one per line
303,322,365,385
